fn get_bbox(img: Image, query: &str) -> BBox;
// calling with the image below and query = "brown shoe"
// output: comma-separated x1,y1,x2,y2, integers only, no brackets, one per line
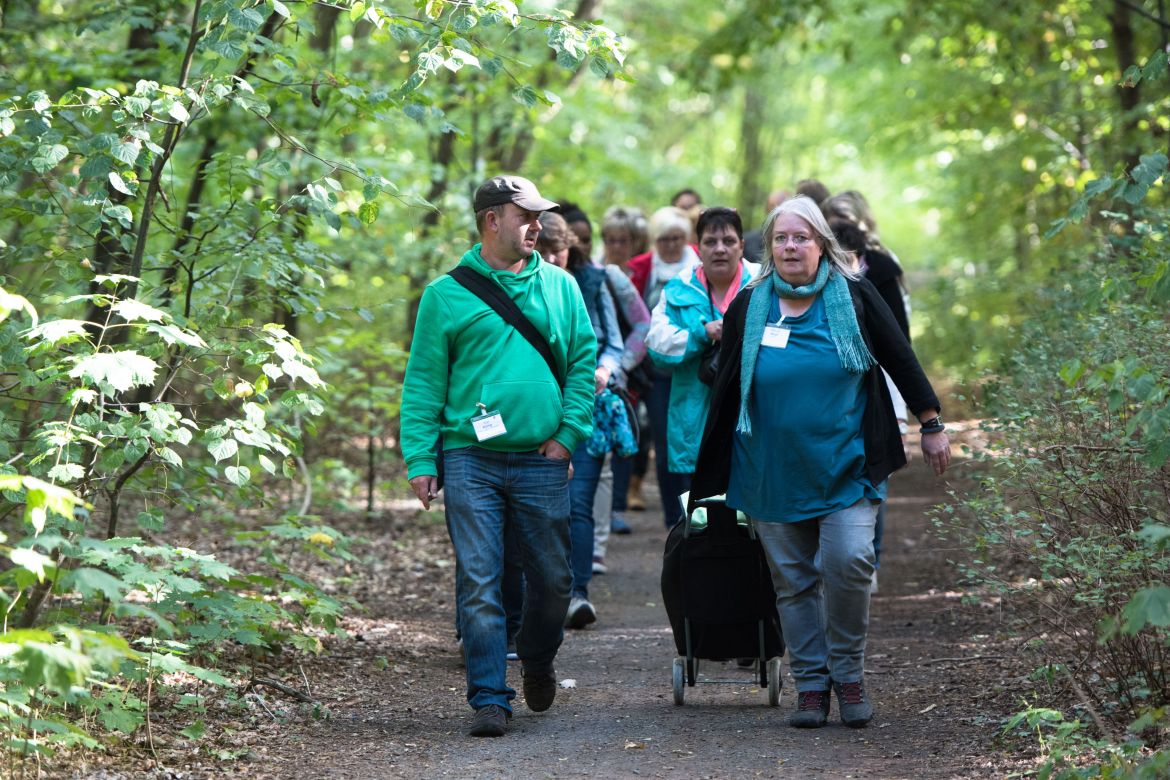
627,475,646,511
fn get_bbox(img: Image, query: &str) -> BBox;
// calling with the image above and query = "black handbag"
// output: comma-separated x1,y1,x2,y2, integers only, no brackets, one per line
697,342,720,385
697,281,721,386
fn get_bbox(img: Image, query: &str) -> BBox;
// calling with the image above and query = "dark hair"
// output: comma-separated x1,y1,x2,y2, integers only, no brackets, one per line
795,178,830,206
695,206,743,240
554,200,590,226
827,216,867,255
671,188,702,206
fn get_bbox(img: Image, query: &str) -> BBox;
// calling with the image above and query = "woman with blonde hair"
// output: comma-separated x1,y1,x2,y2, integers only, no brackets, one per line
627,205,701,528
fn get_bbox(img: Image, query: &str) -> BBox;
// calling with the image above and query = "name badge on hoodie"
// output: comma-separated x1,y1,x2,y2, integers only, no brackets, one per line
472,402,507,442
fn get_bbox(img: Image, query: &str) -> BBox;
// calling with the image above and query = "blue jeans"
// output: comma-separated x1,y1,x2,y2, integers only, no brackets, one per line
754,499,878,691
873,501,886,569
569,443,604,599
443,446,572,712
647,373,690,528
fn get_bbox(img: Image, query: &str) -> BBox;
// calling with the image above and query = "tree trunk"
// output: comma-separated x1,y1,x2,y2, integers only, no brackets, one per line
737,85,768,228
1110,0,1141,173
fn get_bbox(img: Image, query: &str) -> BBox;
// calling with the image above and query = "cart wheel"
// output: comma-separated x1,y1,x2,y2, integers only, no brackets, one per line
766,657,782,707
672,657,686,705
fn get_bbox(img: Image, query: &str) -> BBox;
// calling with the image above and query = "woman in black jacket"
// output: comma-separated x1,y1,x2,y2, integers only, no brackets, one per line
689,196,950,730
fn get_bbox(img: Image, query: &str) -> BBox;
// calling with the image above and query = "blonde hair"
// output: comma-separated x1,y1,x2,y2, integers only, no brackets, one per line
601,206,649,255
647,206,691,244
749,195,859,288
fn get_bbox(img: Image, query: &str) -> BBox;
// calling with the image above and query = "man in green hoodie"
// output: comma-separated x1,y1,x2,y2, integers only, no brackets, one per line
400,175,597,737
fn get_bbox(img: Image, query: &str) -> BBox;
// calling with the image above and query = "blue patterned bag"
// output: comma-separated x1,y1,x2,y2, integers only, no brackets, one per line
586,388,639,458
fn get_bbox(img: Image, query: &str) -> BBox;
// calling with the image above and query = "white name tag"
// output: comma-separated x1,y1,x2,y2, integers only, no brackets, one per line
472,410,507,441
761,325,790,349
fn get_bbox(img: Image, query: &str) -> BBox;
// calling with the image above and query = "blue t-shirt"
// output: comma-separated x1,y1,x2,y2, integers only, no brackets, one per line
727,293,885,523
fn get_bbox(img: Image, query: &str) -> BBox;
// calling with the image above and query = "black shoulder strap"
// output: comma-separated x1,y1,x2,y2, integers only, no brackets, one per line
447,265,564,388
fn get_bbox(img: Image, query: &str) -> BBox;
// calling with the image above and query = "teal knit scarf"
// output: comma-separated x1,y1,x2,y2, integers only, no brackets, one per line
737,260,876,435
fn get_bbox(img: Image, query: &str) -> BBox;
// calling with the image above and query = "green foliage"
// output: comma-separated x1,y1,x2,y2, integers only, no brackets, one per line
0,0,628,767
1003,705,1170,780
939,145,1170,758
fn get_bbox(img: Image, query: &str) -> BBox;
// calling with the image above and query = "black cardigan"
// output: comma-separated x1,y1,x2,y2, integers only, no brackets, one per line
689,276,940,506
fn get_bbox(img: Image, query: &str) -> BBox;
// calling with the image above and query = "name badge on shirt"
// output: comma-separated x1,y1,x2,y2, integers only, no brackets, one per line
472,405,507,442
761,325,790,349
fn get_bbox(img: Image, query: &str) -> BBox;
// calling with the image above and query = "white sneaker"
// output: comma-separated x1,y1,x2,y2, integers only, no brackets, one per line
565,596,597,629
592,557,608,574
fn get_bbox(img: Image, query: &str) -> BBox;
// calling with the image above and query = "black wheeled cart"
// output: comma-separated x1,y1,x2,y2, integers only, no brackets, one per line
661,497,785,706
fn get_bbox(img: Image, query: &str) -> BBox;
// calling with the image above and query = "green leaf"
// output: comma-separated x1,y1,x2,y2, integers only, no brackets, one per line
207,438,238,462
30,143,68,173
107,171,134,195
103,203,134,228
228,7,265,31
111,298,167,323
167,101,190,123
46,463,85,483
158,447,183,468
1121,585,1170,634
69,351,159,393
357,201,379,225
94,690,144,733
143,322,205,348
111,141,141,166
16,641,91,692
225,465,251,486
10,548,52,581
512,85,538,108
271,0,291,20
64,567,126,601
1083,176,1114,198
24,319,90,346
180,720,206,740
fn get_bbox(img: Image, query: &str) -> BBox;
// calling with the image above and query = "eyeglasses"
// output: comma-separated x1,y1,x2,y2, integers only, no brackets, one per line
773,233,814,248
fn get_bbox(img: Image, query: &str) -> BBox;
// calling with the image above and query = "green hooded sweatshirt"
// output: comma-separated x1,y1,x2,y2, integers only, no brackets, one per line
400,244,597,479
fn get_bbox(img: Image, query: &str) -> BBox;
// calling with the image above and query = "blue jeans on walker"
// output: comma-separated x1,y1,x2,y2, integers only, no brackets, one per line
569,443,604,599
754,499,878,692
442,446,572,712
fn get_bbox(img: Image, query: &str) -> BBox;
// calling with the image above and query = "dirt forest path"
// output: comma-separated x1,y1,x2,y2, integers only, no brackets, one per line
210,446,1026,780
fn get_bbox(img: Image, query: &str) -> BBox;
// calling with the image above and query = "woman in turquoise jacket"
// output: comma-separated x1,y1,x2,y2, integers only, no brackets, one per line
646,207,757,519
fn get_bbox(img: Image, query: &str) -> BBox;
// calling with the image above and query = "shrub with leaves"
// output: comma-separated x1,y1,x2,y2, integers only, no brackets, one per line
940,157,1170,756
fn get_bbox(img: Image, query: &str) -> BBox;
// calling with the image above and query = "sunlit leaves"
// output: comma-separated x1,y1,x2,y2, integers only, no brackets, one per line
68,351,159,395
0,287,38,326
111,299,167,323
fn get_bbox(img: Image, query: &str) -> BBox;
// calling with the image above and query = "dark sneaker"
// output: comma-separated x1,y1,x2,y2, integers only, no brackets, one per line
506,642,519,662
565,596,597,629
522,666,557,712
834,680,873,727
790,689,831,728
468,704,510,737
611,514,633,534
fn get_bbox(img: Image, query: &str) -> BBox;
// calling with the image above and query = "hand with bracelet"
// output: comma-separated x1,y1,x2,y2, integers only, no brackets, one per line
917,412,951,476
